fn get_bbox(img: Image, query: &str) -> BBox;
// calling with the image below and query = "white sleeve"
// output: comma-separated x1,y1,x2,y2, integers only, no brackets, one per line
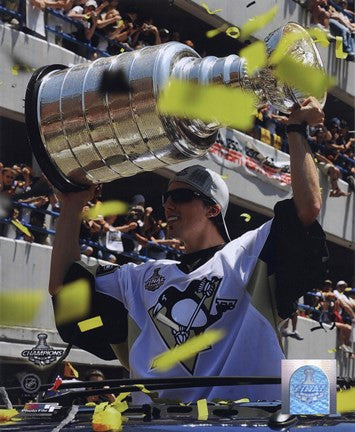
71,6,83,14
95,263,137,309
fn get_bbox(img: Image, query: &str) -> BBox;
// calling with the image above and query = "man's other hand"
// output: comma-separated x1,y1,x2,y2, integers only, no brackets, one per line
56,185,98,211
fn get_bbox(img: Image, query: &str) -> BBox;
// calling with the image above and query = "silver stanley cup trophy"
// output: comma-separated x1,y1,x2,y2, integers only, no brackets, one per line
25,22,326,192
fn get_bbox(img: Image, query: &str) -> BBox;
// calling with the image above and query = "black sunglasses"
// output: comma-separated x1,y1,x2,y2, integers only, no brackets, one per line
162,188,214,205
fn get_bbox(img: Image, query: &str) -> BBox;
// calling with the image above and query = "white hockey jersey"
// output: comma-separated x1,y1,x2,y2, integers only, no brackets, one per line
95,219,284,403
54,199,327,403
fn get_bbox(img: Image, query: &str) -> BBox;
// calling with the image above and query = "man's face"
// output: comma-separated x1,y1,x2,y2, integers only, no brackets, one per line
163,181,213,242
89,374,103,382
85,5,96,13
323,283,332,291
2,170,15,186
337,284,346,292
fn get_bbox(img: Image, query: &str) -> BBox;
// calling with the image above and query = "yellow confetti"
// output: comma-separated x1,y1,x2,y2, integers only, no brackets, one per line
151,329,225,372
328,348,337,353
269,31,305,65
337,387,355,413
307,27,330,48
274,56,335,99
335,36,348,59
197,399,208,420
220,175,228,180
78,315,103,332
0,409,19,422
240,213,251,222
11,64,30,75
92,404,122,432
0,291,44,325
134,384,159,401
54,279,90,325
11,219,32,237
134,384,152,394
11,65,19,76
84,201,128,219
120,48,125,53
113,393,131,405
83,14,90,19
225,26,240,39
206,24,228,39
117,19,123,27
113,401,128,413
212,397,250,404
64,362,79,379
201,2,222,14
240,41,267,75
240,5,278,41
158,79,257,131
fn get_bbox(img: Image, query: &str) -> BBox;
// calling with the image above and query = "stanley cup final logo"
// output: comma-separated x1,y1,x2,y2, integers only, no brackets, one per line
21,333,64,367
282,360,336,415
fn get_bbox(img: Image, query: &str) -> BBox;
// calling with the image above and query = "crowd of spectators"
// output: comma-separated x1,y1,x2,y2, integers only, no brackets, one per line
302,279,355,351
0,162,58,243
0,162,184,261
1,0,353,60
307,0,355,60
308,117,354,196
251,105,354,197
0,0,195,59
78,191,184,264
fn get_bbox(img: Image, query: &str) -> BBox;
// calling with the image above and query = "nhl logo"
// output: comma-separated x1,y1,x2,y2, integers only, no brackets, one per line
20,373,41,394
145,268,165,291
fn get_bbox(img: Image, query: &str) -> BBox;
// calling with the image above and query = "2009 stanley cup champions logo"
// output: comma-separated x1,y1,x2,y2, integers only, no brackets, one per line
21,333,64,367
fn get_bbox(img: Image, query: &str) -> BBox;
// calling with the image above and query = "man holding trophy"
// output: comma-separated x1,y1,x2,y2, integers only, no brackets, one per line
25,23,328,401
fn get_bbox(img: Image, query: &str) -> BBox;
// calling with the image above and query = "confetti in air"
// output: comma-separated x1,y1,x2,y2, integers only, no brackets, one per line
0,291,44,325
240,5,278,41
201,2,222,14
54,279,91,325
274,56,335,99
307,27,330,48
83,201,128,219
151,329,225,371
335,36,348,59
158,79,256,131
240,41,267,75
240,213,251,222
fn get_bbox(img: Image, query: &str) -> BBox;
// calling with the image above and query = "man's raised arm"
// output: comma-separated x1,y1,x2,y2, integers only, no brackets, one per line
286,97,323,226
48,186,96,296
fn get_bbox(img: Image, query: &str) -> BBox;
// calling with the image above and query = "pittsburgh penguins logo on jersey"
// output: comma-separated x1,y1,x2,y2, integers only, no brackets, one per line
148,276,237,374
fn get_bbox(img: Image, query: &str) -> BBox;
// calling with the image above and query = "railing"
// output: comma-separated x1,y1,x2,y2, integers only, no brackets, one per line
285,294,354,378
0,200,182,263
0,0,25,28
0,0,130,58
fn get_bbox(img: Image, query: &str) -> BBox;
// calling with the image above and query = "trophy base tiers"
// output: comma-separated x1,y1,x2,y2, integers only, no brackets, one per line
25,65,88,192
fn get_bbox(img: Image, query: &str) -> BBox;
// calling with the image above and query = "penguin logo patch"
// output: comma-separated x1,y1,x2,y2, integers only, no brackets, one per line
148,276,237,373
145,268,165,291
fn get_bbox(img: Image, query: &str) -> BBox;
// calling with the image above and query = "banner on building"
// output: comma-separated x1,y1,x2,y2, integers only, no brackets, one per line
208,128,292,191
